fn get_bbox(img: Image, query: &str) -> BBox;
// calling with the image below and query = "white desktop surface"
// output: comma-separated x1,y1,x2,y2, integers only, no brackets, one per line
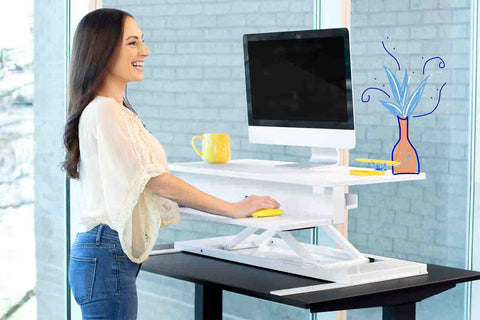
169,159,426,187
177,206,332,231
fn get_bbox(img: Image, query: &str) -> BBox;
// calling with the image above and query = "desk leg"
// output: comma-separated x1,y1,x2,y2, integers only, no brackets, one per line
383,303,416,320
195,283,222,320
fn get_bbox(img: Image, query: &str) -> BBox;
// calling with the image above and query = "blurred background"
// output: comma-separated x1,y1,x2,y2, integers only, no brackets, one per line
0,0,35,318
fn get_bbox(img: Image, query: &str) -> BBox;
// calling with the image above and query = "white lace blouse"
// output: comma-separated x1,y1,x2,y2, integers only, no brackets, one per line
75,95,181,263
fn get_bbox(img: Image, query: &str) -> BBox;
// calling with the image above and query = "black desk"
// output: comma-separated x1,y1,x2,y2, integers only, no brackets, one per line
142,249,480,320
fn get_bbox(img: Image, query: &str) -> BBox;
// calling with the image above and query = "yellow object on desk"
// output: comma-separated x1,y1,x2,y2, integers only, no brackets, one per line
191,133,231,164
355,158,400,166
349,169,386,176
251,208,283,217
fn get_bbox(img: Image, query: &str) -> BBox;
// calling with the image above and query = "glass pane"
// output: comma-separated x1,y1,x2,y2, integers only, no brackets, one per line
31,0,69,318
348,1,473,319
0,0,36,318
470,2,480,317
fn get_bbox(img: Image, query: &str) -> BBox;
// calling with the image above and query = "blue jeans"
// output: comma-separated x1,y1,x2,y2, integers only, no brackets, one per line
68,224,142,319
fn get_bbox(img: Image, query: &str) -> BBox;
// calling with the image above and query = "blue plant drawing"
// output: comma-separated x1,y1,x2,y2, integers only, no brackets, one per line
359,38,447,175
361,39,447,119
379,66,430,118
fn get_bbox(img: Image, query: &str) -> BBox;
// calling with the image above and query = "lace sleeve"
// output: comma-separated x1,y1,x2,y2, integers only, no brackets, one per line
94,97,170,262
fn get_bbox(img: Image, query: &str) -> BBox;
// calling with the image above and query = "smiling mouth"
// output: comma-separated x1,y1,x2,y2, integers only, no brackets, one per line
132,61,144,72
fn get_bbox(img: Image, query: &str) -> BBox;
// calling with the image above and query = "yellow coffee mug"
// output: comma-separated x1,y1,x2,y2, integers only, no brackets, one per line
191,133,231,164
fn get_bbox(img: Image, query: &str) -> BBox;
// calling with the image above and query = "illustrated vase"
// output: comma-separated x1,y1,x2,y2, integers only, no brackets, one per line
391,116,420,175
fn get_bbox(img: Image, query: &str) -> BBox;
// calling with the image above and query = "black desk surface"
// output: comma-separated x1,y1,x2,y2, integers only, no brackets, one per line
142,249,480,313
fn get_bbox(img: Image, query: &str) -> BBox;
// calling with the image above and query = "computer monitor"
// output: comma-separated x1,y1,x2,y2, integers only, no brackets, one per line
243,28,355,168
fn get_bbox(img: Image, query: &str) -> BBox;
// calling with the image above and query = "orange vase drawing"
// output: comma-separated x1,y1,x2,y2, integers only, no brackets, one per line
391,116,420,175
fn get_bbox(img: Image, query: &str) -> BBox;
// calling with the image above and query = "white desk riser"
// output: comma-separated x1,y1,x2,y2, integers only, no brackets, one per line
165,159,427,295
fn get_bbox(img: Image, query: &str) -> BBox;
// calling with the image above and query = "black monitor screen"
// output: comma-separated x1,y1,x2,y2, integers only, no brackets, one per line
244,29,353,129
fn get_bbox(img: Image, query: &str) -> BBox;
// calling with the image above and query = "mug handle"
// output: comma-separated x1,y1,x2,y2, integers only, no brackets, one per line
191,136,204,158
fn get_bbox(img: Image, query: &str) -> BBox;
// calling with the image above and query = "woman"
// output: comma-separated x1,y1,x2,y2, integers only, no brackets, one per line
62,8,280,319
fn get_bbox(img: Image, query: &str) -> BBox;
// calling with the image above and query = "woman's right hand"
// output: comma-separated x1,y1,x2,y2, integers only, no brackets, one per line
229,195,281,219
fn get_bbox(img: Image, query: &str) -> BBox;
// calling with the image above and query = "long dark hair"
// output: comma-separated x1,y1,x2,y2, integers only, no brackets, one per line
62,8,139,180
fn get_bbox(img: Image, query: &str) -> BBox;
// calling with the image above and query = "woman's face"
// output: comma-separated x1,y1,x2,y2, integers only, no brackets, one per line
108,16,150,83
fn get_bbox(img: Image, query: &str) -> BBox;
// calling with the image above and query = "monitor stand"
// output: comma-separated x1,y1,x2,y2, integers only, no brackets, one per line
276,147,339,169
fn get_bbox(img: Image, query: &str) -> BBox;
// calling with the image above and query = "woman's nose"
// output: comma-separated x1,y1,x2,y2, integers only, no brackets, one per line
140,43,150,57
